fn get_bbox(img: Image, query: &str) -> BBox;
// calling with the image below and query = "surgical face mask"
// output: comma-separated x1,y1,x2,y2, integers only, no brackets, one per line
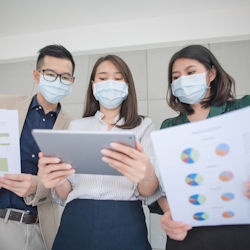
93,80,128,109
171,72,208,104
38,75,72,104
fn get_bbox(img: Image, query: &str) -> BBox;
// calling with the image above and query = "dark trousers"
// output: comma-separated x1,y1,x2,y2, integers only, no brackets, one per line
166,225,250,250
53,199,152,250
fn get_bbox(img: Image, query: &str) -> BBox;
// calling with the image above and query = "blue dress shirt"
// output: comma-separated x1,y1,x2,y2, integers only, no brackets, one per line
0,95,60,213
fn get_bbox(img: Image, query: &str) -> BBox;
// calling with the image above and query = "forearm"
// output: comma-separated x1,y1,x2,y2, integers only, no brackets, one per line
157,197,169,213
55,180,72,201
138,174,158,196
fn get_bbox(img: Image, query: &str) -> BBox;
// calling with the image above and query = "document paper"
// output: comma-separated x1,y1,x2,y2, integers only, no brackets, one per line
0,109,21,176
151,107,250,226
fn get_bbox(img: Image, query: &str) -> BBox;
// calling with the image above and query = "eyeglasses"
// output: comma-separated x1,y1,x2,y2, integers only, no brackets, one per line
39,69,75,85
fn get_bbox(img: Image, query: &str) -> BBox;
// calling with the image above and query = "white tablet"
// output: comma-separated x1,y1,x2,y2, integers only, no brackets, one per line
32,129,136,176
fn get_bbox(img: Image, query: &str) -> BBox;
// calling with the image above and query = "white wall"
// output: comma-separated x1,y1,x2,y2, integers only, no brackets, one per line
1,1,250,64
1,39,250,250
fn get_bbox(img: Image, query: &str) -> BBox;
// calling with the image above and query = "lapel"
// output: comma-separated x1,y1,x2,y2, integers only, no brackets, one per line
53,109,71,130
16,97,32,136
13,96,71,134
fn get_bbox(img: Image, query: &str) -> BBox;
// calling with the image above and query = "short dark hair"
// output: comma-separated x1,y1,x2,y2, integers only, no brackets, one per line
36,44,75,74
83,55,143,129
167,45,236,115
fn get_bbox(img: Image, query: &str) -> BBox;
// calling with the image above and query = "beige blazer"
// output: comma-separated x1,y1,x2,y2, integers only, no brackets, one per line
0,95,72,250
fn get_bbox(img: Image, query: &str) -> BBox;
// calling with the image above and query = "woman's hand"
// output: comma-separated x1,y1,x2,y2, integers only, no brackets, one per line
244,181,250,199
38,152,75,189
160,210,192,241
101,141,158,195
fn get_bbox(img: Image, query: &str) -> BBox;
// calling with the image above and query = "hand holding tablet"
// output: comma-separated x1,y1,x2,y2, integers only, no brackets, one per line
32,129,136,176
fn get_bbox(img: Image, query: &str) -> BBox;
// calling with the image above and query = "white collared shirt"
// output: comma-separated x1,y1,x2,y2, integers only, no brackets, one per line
52,111,161,205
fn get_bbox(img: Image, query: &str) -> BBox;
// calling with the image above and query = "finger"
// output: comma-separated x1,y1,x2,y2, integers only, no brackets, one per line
0,183,25,194
164,225,190,236
109,142,142,160
101,149,136,167
168,232,187,241
3,173,28,181
0,178,26,188
135,141,144,153
44,169,75,182
38,156,61,166
102,156,140,177
244,190,250,199
108,163,140,183
41,163,72,175
245,181,250,188
38,152,43,158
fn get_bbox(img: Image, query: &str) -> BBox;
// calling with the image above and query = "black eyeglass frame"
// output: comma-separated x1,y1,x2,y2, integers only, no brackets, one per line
38,69,75,85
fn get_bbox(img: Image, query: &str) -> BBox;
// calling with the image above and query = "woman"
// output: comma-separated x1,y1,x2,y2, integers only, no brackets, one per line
38,55,160,250
149,45,250,250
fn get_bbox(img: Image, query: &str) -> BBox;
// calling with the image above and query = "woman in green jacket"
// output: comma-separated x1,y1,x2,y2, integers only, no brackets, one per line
149,44,250,250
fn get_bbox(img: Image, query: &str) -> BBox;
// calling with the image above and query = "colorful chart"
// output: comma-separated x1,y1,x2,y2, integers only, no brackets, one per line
193,212,208,221
181,148,200,164
189,194,206,205
216,143,230,156
185,173,203,186
219,171,234,182
222,211,234,218
221,193,235,201
0,158,8,172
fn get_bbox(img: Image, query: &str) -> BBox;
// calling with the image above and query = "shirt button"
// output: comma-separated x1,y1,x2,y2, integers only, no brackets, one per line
51,114,53,117
42,118,45,122
32,154,35,158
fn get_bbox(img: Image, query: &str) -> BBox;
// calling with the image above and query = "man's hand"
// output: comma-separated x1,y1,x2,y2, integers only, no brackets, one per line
0,174,37,197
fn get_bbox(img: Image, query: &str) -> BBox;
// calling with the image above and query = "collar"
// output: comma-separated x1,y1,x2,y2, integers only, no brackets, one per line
29,95,61,115
182,103,227,122
208,104,227,118
94,110,124,125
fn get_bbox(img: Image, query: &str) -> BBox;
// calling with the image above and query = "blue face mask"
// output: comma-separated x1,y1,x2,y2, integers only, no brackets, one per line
93,80,128,109
171,72,208,104
38,75,72,104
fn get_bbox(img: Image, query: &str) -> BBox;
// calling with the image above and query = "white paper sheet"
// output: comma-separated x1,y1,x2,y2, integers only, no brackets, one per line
0,109,21,176
151,107,250,226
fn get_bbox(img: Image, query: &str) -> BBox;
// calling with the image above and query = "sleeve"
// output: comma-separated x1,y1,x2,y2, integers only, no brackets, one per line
233,95,250,109
134,118,165,205
24,176,53,206
49,174,78,206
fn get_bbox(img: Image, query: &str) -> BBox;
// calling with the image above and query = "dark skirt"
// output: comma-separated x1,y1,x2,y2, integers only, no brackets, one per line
53,199,152,250
166,224,250,250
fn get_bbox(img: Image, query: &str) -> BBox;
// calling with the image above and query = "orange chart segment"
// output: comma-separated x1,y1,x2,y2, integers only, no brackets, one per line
216,143,230,156
219,171,234,182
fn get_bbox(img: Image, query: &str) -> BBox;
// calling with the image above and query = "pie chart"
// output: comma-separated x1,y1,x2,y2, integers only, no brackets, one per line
219,171,234,182
193,212,208,221
189,194,206,205
185,173,203,186
216,143,230,156
222,211,234,218
221,193,235,201
181,148,200,164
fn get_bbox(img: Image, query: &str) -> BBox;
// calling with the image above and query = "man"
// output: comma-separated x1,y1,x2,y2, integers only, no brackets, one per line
0,44,75,250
